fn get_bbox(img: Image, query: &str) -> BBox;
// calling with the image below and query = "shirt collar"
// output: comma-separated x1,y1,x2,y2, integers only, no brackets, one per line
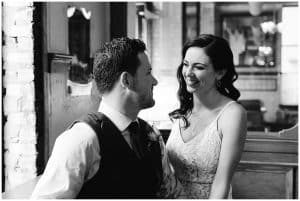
98,100,136,132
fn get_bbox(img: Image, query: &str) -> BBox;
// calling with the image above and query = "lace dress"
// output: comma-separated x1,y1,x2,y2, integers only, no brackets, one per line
166,101,234,199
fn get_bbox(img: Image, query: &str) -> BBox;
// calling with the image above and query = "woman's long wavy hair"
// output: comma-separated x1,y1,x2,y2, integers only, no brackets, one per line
169,34,241,128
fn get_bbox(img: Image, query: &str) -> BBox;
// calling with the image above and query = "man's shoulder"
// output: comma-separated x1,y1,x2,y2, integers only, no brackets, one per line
80,112,107,123
57,122,98,148
73,112,108,133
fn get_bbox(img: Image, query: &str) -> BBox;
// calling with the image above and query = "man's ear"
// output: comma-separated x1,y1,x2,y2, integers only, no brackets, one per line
120,71,133,89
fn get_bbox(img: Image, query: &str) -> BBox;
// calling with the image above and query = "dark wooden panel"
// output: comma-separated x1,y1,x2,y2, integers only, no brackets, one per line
244,139,298,153
233,130,298,199
241,152,298,164
47,54,100,160
247,131,297,140
232,163,297,199
110,2,127,39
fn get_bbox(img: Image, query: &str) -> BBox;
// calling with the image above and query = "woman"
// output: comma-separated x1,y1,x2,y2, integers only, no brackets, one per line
166,34,247,199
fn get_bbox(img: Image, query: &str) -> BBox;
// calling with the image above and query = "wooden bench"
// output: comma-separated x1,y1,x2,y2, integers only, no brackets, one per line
232,130,298,199
3,128,298,199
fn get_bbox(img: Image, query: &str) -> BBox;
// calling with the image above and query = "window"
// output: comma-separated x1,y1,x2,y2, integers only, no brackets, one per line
222,13,277,68
280,6,298,105
182,2,200,43
67,6,93,96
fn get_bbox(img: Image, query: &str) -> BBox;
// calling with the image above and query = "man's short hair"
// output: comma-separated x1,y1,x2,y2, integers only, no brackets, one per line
93,37,146,94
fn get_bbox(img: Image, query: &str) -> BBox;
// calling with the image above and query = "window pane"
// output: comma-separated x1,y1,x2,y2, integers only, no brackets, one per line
280,6,298,105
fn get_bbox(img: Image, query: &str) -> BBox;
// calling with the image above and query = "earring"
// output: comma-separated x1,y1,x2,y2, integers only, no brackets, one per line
216,79,221,88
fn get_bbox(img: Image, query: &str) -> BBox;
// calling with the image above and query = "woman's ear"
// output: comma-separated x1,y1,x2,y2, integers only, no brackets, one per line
120,71,133,89
216,69,227,80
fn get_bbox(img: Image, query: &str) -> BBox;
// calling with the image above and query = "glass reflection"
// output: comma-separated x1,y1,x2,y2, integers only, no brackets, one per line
67,6,92,96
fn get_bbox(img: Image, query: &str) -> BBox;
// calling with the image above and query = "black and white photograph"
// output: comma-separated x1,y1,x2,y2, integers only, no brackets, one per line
1,1,299,199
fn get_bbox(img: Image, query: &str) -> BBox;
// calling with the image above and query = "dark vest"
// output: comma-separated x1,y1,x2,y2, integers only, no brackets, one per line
73,112,162,198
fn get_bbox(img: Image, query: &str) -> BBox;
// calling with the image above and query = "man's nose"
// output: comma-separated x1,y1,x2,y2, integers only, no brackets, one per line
152,75,158,86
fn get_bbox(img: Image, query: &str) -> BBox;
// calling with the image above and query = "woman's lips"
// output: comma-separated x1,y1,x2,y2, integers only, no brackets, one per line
185,78,200,86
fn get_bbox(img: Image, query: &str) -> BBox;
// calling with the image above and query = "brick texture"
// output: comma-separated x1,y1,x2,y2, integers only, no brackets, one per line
2,1,37,191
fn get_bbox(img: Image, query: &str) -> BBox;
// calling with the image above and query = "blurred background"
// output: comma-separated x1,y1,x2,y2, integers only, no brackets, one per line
1,1,298,198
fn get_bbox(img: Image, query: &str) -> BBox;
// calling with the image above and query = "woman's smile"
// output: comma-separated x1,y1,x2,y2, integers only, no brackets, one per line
185,78,200,86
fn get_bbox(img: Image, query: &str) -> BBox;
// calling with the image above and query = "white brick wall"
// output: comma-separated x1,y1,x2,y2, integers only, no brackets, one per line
2,1,37,191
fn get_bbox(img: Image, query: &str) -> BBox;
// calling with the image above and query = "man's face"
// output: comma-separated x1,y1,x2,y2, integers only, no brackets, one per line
131,52,158,110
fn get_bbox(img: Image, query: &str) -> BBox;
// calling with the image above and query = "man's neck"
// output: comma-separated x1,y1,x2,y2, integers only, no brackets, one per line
101,94,139,120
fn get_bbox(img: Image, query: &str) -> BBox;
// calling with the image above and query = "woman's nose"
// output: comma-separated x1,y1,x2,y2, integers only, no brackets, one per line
185,66,193,76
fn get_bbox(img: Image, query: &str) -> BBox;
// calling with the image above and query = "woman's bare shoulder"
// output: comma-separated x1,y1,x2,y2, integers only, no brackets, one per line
225,101,246,116
219,101,247,131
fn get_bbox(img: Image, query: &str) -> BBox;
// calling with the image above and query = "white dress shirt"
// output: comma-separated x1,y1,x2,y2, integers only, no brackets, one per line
31,100,182,198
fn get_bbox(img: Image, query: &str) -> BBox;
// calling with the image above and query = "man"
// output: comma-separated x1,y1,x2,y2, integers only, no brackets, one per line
31,37,182,198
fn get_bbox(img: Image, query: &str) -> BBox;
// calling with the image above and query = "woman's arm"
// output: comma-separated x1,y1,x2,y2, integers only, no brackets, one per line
209,103,247,199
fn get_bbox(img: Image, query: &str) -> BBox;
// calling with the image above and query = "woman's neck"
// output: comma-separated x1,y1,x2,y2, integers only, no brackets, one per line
192,88,224,112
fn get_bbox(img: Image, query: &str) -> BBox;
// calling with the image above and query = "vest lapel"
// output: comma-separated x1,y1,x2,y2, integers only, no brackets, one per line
100,114,136,155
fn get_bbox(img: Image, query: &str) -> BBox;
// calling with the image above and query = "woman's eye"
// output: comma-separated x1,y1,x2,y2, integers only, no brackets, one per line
194,66,204,70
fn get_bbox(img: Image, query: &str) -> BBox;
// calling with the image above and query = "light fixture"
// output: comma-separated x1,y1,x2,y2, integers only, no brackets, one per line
260,21,277,34
248,2,263,16
67,6,76,18
80,8,91,20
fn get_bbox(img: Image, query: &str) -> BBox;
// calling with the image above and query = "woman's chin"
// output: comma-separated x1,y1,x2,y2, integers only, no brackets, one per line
186,86,197,93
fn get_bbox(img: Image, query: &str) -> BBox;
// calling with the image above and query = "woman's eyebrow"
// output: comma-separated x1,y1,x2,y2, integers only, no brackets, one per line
193,62,208,66
183,60,208,67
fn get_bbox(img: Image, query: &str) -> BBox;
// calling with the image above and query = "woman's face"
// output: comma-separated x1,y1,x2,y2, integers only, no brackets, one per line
182,47,221,94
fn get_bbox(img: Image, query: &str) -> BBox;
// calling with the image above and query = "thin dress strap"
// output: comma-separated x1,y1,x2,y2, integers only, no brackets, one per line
216,101,235,131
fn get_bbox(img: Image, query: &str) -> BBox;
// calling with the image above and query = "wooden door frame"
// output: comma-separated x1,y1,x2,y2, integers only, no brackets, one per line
33,2,49,174
110,2,127,39
33,2,130,174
